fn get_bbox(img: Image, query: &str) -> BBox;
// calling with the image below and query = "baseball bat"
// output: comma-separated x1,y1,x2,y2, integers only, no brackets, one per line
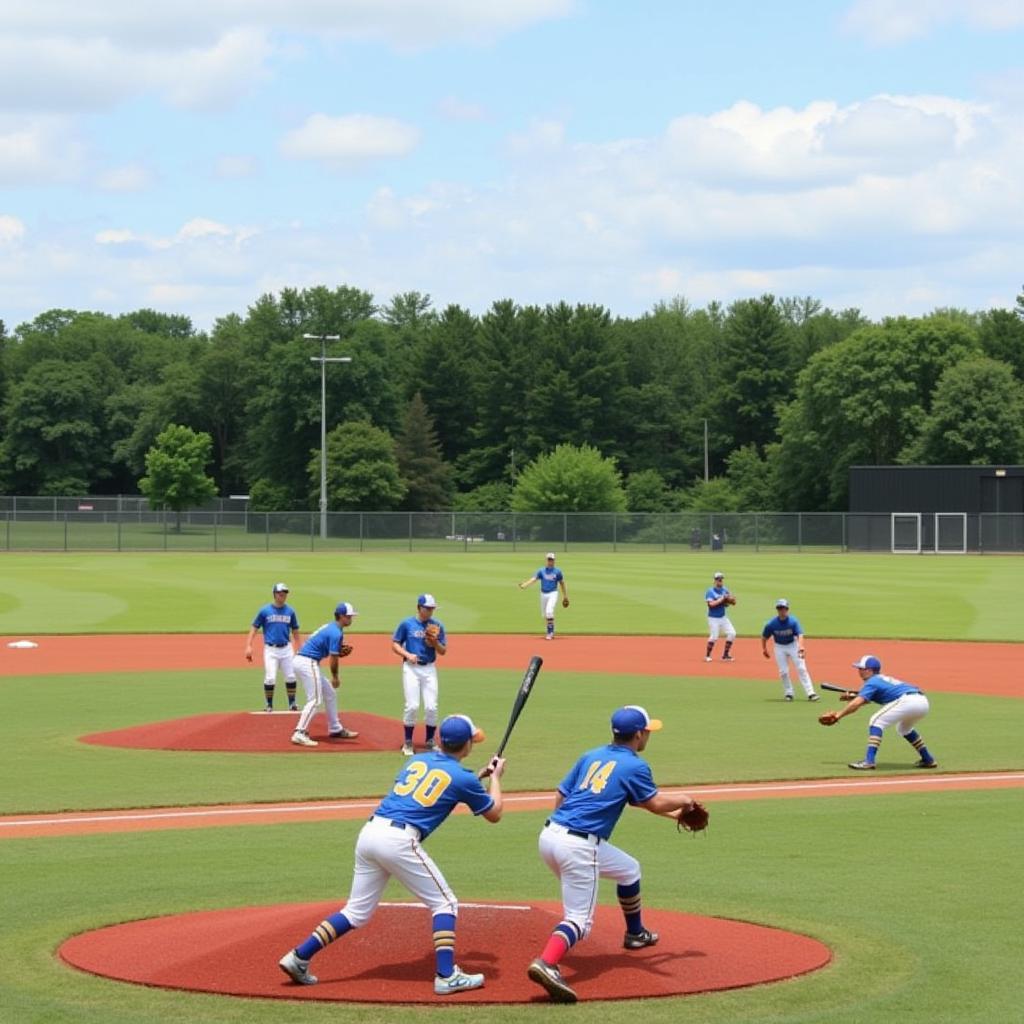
820,682,857,695
492,655,544,760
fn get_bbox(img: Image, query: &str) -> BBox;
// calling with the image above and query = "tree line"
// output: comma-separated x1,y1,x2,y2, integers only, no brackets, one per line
1,285,1022,513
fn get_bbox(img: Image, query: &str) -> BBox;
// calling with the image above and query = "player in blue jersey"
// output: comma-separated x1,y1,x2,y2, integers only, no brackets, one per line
290,602,360,747
527,706,703,1003
818,654,938,770
279,714,505,996
704,571,736,662
519,552,569,640
245,582,301,711
761,599,819,701
392,594,447,755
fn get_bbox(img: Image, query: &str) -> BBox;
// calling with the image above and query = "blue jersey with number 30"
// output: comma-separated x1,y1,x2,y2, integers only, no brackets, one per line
550,744,659,840
375,752,493,840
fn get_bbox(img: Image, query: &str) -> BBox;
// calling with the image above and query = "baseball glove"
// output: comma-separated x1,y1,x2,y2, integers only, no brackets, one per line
339,644,354,658
677,800,710,834
725,595,736,605
424,623,441,647
818,711,840,726
562,597,569,608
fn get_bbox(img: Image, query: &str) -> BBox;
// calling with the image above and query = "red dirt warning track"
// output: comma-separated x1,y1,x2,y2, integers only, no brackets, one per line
59,901,832,1003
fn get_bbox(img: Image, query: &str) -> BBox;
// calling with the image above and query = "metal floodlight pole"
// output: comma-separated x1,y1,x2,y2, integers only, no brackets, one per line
303,333,351,540
703,419,709,483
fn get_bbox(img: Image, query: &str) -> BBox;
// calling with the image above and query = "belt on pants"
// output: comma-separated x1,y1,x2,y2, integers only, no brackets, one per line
545,819,602,844
267,643,289,648
369,815,422,839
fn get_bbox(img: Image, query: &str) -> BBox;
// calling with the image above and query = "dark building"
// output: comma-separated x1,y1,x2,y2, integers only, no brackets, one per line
848,465,1024,552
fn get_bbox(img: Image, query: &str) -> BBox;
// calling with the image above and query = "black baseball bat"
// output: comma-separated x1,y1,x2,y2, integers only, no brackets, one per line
820,681,857,695
492,655,544,760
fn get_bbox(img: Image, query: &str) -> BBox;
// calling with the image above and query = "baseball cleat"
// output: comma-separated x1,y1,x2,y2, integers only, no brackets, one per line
264,706,274,713
329,728,360,739
279,950,317,985
808,694,821,702
915,759,939,769
431,744,442,753
291,732,318,747
848,760,875,770
784,694,794,701
434,966,484,995
704,656,712,663
401,743,415,756
721,655,734,662
288,704,299,712
623,928,659,950
527,958,578,1003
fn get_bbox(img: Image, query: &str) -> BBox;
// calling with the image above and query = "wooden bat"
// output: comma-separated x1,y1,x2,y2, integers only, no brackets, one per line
820,682,857,696
479,656,543,778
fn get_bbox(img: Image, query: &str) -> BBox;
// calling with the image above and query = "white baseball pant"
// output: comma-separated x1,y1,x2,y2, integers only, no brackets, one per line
402,661,439,727
293,654,342,735
773,642,814,697
540,590,559,621
263,643,296,685
707,615,736,642
538,822,641,940
341,816,457,928
869,693,930,735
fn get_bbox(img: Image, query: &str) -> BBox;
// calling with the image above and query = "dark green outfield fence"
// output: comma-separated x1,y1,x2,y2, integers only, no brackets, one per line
1,498,1021,553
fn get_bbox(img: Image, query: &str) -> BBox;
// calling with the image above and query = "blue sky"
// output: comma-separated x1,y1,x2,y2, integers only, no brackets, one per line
1,0,1023,330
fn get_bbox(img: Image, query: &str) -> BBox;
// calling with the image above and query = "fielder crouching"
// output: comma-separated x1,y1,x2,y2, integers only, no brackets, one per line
527,705,701,1004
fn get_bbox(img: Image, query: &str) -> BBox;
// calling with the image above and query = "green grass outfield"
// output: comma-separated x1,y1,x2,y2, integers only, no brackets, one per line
1,550,1022,1023
0,549,1021,640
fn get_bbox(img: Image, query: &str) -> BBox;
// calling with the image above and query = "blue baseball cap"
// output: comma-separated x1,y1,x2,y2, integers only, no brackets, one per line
334,602,358,617
438,714,484,746
417,593,437,608
611,705,663,735
852,655,881,671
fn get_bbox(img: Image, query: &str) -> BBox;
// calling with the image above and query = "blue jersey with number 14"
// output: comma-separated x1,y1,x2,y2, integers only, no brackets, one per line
551,744,658,840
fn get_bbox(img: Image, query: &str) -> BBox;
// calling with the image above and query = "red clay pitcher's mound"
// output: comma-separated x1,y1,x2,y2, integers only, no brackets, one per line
59,900,831,1004
80,712,404,753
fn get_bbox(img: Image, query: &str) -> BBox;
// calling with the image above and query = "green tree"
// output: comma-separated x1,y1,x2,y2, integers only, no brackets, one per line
682,476,739,512
451,481,512,512
978,308,1024,383
138,425,217,529
311,420,405,511
625,469,674,512
511,444,627,512
725,444,776,510
396,392,454,510
900,357,1024,465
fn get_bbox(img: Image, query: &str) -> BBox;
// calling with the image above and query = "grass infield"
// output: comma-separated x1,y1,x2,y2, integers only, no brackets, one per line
0,549,1021,1022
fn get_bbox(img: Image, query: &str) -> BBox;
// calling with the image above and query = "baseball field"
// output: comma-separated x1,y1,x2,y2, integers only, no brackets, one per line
1,551,1022,1023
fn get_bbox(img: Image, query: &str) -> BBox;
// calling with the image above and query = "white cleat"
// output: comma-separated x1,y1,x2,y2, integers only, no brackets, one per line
401,743,415,756
434,966,484,995
279,950,317,985
291,731,318,747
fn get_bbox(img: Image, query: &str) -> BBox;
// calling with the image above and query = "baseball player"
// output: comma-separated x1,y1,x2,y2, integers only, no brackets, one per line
704,571,736,662
279,714,505,996
819,655,939,770
245,582,301,711
527,705,702,1004
519,552,568,640
761,599,819,702
392,594,447,756
290,602,361,747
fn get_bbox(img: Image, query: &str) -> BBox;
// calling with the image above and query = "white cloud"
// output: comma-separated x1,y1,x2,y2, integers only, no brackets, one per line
96,163,153,193
213,155,260,179
0,117,86,184
438,95,487,121
0,215,26,245
842,0,1024,44
280,113,420,166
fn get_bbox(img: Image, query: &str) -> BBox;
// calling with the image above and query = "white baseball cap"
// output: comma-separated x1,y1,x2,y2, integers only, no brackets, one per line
713,572,724,579
775,598,789,608
272,582,289,593
545,551,556,560
417,593,437,608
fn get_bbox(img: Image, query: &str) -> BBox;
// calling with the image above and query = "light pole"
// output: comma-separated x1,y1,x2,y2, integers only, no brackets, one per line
703,418,709,483
303,333,352,540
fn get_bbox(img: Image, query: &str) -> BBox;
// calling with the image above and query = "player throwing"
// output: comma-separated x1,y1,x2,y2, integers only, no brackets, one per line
704,571,736,662
291,602,360,747
761,599,819,702
527,705,702,1004
279,714,504,996
245,582,301,711
819,655,938,770
519,552,568,640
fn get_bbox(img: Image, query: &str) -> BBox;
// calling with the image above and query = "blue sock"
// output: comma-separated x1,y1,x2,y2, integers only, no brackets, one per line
404,725,414,744
547,621,554,636
425,724,436,745
865,725,883,764
432,912,456,977
617,880,643,934
296,911,352,960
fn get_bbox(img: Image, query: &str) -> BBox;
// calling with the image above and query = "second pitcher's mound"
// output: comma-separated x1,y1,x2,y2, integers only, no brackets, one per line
60,900,831,1003
80,712,406,753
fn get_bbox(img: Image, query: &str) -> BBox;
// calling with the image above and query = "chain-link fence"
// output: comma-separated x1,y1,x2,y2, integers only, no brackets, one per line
1,501,1020,553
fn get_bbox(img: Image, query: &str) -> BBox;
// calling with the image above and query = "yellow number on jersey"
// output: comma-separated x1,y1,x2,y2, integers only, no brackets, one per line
393,762,452,807
579,760,616,794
